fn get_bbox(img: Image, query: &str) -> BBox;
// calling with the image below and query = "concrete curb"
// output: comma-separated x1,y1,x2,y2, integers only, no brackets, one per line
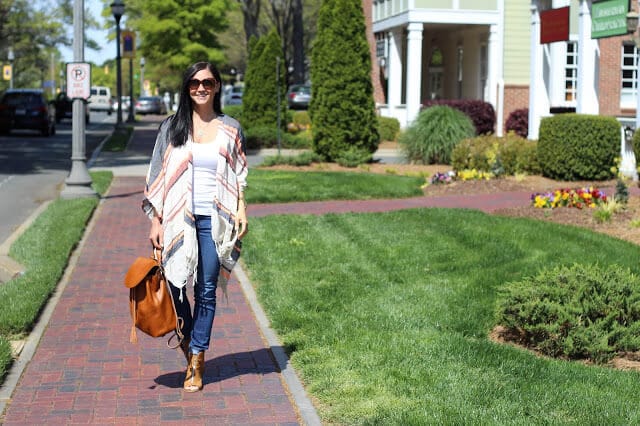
234,263,322,426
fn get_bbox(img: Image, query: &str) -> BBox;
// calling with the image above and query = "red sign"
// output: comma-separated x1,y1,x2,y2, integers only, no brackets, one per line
540,6,570,44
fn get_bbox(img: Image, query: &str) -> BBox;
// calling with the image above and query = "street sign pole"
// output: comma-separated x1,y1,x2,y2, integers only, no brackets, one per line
61,0,96,199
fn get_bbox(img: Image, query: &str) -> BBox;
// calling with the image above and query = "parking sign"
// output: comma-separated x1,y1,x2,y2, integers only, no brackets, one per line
66,62,91,99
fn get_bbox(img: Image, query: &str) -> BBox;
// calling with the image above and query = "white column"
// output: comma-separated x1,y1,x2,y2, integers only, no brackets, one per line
387,29,403,123
636,0,640,130
487,24,500,134
528,2,549,139
577,0,599,114
405,22,423,126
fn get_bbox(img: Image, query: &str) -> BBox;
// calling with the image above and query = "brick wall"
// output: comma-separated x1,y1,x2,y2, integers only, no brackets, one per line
599,35,627,118
362,0,386,105
502,85,529,133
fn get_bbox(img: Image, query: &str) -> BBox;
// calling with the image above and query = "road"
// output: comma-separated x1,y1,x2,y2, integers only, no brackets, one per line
0,111,115,245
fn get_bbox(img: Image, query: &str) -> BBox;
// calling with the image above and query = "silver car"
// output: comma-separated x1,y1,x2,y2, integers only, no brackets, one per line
287,85,311,109
134,96,167,115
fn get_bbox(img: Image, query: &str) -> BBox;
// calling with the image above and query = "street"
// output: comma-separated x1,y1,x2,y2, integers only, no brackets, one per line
0,111,115,244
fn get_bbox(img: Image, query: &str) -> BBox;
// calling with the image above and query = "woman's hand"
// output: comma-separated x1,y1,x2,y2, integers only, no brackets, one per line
235,199,248,239
149,216,164,250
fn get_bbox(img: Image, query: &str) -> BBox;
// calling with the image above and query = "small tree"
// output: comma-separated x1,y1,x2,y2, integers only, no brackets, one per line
309,0,379,161
242,30,287,130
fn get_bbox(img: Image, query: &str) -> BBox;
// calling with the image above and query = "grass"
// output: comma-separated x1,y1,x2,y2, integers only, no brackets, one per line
0,171,112,382
242,208,640,424
245,169,424,203
101,125,133,152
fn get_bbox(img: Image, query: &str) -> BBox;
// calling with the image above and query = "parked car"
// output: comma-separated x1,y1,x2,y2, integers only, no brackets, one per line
0,89,56,136
287,84,311,109
51,93,90,124
112,96,131,113
88,86,113,114
224,86,243,106
135,96,167,115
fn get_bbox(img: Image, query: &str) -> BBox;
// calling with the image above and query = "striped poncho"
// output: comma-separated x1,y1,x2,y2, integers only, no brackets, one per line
142,115,248,296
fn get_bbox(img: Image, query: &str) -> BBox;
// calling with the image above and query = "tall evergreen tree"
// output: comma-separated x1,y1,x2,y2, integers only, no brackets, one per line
309,0,379,161
242,29,286,129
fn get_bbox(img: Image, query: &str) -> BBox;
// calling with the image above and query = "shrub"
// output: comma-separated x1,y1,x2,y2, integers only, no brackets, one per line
292,110,311,128
538,114,619,180
632,128,640,167
505,108,528,138
242,30,287,130
309,0,380,161
223,105,243,121
451,133,539,175
496,263,640,364
244,126,312,150
399,105,475,164
261,151,323,167
423,99,496,135
335,147,372,167
377,116,400,142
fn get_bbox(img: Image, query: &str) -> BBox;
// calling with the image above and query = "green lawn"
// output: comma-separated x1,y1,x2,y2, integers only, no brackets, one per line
245,168,424,203
242,208,640,424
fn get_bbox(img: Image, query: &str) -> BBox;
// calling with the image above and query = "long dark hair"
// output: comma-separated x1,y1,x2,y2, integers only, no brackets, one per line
168,62,223,147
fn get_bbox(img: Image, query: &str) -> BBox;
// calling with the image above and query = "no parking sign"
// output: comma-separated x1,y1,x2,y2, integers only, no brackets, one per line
66,62,91,99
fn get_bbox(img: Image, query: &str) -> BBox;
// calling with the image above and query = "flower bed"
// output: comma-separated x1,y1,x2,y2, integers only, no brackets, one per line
531,187,607,209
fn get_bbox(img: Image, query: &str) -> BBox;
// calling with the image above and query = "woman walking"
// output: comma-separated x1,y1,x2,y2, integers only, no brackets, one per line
142,61,248,392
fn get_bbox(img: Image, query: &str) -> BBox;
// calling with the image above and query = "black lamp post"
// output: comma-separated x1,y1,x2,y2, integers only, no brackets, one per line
111,0,125,126
140,57,145,97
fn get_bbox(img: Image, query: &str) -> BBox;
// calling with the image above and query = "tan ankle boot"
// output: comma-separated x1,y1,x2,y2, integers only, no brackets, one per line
179,338,191,363
184,351,204,392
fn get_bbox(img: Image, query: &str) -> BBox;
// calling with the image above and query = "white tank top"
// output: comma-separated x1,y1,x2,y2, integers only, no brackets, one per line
192,140,218,215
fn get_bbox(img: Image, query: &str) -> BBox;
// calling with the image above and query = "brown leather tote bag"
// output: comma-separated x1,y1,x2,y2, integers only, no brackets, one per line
123,251,181,344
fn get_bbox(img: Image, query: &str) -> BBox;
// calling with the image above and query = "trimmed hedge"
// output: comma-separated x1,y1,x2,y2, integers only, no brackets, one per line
423,99,496,135
538,114,619,181
632,128,640,166
451,133,540,175
377,116,400,142
245,126,312,150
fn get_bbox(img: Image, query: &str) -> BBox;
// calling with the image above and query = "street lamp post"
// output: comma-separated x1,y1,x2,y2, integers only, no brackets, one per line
8,48,14,89
127,56,134,122
111,0,125,127
140,57,145,97
60,0,96,199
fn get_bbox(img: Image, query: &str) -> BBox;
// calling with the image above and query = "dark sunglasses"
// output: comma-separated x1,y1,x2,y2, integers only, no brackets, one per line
188,78,216,90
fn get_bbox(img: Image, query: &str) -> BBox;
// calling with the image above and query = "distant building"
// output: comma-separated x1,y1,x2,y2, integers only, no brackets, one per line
365,0,640,143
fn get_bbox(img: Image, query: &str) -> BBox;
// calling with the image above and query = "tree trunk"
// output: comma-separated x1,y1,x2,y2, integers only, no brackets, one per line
238,0,261,46
292,0,305,84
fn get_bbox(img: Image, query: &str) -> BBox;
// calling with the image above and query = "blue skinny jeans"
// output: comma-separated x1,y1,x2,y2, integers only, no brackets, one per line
170,215,220,354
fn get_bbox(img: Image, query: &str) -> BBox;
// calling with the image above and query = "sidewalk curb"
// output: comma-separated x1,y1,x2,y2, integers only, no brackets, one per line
235,263,322,426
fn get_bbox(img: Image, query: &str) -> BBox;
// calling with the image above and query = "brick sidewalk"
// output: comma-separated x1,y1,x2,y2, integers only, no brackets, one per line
1,176,301,425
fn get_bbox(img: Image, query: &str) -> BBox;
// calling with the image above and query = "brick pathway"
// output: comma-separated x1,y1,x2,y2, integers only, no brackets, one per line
1,176,300,425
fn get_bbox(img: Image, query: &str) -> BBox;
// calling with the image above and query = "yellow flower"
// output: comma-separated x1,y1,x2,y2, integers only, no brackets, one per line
534,196,547,208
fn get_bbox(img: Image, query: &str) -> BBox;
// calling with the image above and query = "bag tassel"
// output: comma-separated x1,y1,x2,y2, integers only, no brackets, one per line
130,325,138,343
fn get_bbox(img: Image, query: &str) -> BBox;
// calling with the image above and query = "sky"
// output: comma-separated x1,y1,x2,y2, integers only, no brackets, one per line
59,0,115,65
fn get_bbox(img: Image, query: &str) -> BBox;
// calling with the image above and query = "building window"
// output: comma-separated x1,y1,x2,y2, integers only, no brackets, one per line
621,43,638,109
565,42,578,102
